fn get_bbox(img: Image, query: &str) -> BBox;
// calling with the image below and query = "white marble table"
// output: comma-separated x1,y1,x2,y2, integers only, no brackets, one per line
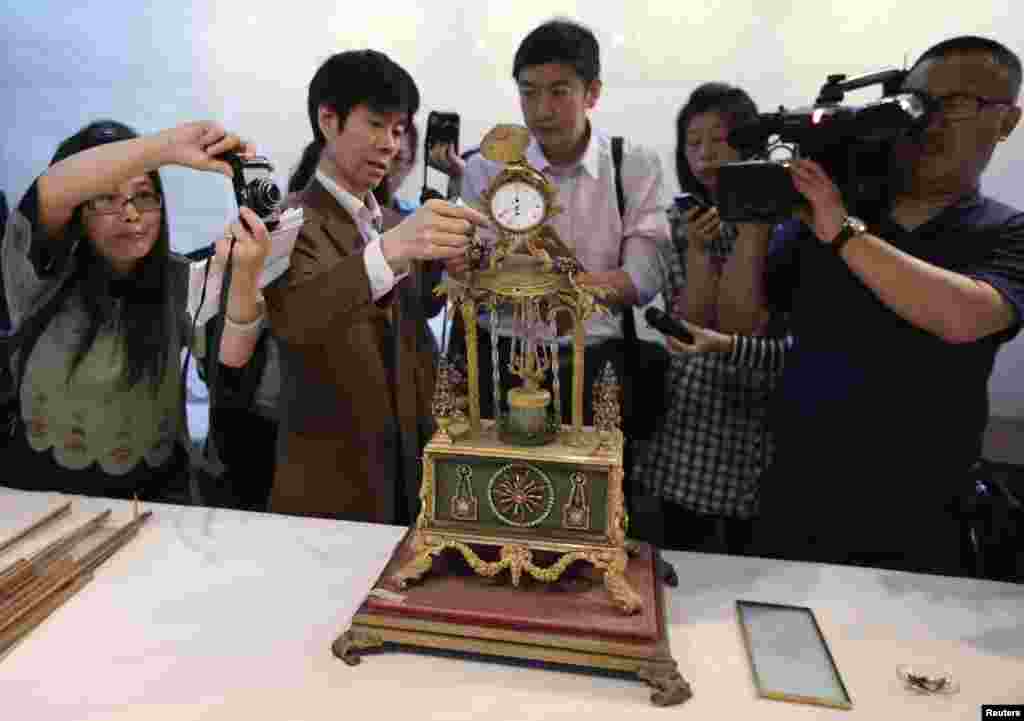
1,487,1021,719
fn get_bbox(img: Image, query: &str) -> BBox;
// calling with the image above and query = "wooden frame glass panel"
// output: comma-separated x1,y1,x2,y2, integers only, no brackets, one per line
736,600,853,710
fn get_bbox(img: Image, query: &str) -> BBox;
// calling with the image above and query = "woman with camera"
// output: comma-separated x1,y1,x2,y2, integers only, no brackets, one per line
632,83,791,555
2,119,270,502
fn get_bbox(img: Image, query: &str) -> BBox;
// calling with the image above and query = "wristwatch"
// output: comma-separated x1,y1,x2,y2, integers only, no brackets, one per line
828,215,867,254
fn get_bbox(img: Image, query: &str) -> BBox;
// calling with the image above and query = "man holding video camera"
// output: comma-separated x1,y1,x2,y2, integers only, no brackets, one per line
730,37,1024,576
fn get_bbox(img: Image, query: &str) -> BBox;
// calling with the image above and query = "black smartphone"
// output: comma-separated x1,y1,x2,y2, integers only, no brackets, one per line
425,111,460,156
645,307,695,345
673,193,709,217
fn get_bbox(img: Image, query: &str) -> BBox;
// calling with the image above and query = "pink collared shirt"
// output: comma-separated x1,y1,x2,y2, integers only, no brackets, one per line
314,170,407,302
461,128,670,342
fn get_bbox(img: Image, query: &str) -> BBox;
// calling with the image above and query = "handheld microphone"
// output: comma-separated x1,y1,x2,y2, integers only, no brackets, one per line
645,307,695,345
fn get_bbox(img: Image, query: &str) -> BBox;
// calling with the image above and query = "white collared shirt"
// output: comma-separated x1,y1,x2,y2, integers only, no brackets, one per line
314,169,407,302
461,127,670,343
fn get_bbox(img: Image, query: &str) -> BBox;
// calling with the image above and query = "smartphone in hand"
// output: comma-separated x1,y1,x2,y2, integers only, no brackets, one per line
645,307,695,345
673,193,710,217
425,111,460,157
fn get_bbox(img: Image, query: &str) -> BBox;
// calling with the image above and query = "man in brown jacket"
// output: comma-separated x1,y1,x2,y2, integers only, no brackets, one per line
265,50,488,524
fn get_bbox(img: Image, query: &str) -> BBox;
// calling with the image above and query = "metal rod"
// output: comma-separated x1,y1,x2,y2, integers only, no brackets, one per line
0,501,72,557
0,560,38,602
574,313,585,435
28,510,112,570
491,302,500,423
78,511,152,576
0,573,92,656
551,340,561,429
0,558,77,635
0,511,152,657
462,300,481,433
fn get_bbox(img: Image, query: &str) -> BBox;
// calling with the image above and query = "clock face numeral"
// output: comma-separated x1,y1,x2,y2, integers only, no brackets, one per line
490,181,546,232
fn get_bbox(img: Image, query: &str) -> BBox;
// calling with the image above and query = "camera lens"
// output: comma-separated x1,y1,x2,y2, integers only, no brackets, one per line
247,178,282,217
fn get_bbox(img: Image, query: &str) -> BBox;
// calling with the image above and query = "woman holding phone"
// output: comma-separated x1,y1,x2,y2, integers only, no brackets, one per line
633,83,791,555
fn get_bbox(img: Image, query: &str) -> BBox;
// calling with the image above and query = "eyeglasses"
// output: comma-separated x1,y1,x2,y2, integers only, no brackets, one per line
85,191,163,215
927,93,1015,121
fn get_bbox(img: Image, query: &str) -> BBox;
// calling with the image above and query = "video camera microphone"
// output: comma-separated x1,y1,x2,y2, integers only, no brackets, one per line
728,93,931,154
645,307,695,345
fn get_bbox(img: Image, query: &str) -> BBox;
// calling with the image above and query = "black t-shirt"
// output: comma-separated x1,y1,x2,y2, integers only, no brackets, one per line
766,194,1024,488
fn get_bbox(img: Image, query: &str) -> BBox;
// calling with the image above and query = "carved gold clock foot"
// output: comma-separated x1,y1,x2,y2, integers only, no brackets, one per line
602,566,644,615
390,533,444,590
637,660,694,707
391,553,434,590
332,629,384,666
623,541,678,588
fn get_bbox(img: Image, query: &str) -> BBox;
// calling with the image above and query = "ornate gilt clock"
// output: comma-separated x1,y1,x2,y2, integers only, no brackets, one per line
334,124,693,707
475,124,567,270
389,125,642,615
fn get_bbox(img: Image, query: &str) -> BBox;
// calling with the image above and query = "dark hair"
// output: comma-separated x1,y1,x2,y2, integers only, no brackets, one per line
50,119,174,393
513,19,600,85
674,83,759,201
287,142,321,194
289,49,421,193
911,36,1022,100
372,121,419,207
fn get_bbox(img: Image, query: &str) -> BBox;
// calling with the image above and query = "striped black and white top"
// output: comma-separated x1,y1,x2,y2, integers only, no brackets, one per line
632,209,792,519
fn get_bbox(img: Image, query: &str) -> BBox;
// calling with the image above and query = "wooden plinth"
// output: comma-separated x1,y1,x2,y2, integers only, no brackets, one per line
333,531,692,707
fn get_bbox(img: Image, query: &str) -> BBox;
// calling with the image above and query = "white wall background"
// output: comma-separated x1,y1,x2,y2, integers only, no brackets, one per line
2,0,1022,416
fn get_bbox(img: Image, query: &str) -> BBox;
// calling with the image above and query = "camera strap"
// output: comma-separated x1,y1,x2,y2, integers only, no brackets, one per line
611,136,639,348
178,245,236,505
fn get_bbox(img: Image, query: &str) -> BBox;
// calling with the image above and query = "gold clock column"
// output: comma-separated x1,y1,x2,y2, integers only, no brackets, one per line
573,308,585,436
461,298,481,433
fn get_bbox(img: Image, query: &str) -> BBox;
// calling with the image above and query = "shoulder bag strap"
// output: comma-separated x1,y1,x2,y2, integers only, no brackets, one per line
611,136,638,347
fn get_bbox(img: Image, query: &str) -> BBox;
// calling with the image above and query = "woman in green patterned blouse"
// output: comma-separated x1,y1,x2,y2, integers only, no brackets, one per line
2,120,270,501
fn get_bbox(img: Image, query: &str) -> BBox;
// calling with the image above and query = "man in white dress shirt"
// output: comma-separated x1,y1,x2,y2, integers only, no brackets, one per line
438,19,672,426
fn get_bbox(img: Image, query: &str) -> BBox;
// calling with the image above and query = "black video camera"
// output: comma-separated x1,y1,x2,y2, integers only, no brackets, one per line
221,152,282,231
717,69,933,223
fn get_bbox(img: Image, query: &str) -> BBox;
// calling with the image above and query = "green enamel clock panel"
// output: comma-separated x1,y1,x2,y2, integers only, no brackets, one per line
432,455,609,533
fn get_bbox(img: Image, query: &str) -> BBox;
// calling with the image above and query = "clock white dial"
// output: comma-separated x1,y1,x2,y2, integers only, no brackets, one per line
490,181,547,232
